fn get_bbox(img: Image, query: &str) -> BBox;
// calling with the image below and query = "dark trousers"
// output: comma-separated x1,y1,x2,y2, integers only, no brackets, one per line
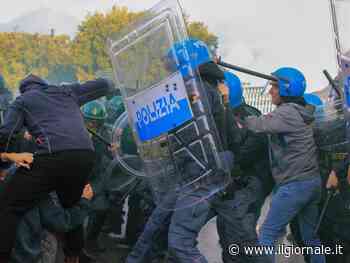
0,150,95,262
86,210,108,242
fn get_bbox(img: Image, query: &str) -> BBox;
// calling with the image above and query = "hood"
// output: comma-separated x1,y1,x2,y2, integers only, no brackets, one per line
290,103,315,125
19,74,48,94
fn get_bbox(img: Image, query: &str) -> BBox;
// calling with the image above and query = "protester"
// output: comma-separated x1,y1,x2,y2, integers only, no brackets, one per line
0,74,113,263
242,68,325,263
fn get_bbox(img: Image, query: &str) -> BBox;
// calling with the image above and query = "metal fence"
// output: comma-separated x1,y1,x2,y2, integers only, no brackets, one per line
243,86,274,114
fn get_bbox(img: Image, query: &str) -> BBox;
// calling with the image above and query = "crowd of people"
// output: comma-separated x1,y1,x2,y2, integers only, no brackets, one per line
0,37,348,263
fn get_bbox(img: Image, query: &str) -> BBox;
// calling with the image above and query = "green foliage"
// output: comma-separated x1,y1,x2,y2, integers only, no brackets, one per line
72,6,143,81
0,33,73,88
0,6,218,90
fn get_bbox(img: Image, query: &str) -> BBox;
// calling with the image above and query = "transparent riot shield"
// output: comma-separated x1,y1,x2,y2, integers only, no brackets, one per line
329,0,350,108
328,0,350,157
313,98,348,152
107,111,143,194
108,0,231,210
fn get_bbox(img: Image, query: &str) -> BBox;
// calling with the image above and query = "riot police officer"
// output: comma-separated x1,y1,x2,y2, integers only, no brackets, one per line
310,94,350,263
126,38,232,263
215,71,273,263
81,100,114,257
105,95,125,126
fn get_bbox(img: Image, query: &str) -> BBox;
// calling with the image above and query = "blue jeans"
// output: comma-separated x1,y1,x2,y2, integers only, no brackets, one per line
10,208,42,263
167,189,212,263
126,188,216,263
127,178,267,263
259,177,326,263
125,193,176,263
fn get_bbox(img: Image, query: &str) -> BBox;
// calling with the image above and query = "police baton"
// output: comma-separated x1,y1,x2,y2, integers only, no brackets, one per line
323,69,342,99
216,58,292,85
87,127,112,148
217,60,277,82
314,188,337,235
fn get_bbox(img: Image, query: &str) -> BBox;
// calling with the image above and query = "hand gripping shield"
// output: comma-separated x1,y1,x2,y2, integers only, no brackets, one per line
107,0,231,210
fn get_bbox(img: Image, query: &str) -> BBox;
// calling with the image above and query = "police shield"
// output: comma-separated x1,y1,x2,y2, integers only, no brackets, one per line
313,98,348,152
107,0,231,210
106,111,143,194
329,0,350,109
328,0,350,156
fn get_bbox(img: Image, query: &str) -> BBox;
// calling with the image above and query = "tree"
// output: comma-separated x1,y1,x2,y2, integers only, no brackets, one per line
0,6,218,90
72,6,143,81
72,6,219,81
0,32,73,89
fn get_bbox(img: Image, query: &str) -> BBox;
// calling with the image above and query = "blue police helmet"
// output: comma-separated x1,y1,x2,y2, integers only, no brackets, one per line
272,67,306,97
167,38,212,78
304,93,325,120
303,93,323,107
224,71,243,108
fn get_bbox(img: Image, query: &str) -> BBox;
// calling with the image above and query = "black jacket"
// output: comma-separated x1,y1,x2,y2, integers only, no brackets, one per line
227,104,274,195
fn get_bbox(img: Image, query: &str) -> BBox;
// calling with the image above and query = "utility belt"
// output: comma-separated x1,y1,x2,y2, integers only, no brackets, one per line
320,151,347,163
330,152,348,161
319,151,348,174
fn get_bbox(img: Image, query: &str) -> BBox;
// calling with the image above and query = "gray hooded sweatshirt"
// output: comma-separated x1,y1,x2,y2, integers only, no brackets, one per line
244,103,320,186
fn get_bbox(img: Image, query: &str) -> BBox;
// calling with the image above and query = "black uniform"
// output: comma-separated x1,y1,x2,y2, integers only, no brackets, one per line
216,103,273,263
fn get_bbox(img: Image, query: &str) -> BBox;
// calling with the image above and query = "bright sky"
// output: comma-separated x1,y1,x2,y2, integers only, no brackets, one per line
0,0,338,91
